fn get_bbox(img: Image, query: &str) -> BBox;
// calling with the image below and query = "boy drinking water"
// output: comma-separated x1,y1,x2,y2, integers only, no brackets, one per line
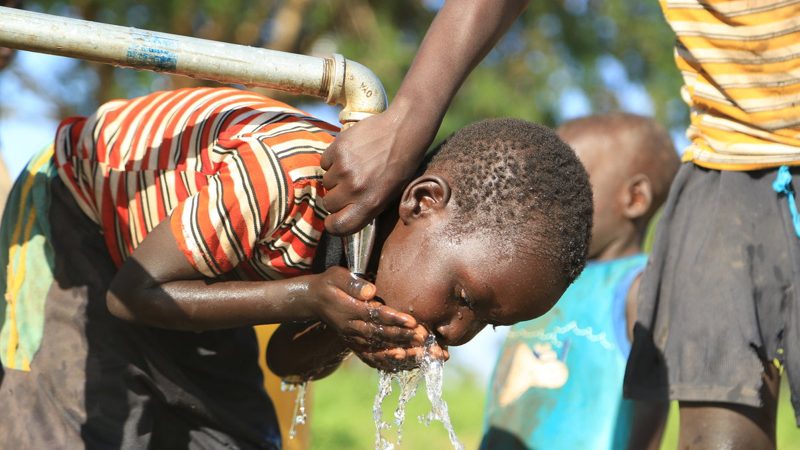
0,87,592,448
265,114,594,378
480,113,679,450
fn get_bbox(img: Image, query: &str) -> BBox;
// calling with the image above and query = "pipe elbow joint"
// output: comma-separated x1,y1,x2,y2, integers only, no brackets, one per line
324,54,387,125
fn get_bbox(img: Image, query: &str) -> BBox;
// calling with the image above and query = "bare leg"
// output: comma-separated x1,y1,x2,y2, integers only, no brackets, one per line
677,364,780,450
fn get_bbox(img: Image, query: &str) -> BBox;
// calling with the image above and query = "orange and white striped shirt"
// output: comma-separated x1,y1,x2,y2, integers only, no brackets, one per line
661,0,800,170
53,87,337,279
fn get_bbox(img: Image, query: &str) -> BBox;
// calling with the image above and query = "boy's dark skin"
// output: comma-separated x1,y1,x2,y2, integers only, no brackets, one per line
559,113,679,450
108,170,565,373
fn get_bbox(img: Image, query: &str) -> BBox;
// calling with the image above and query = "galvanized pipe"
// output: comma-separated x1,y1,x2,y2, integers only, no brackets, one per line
0,6,387,124
0,5,383,276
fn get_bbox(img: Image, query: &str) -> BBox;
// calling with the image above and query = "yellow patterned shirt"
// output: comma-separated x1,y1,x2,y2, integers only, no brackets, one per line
662,0,800,170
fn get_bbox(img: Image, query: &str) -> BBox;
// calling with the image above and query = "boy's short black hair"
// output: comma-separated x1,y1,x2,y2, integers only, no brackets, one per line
424,118,592,284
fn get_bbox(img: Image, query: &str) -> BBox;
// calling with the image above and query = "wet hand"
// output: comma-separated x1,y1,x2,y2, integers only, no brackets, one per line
307,266,423,349
320,106,436,236
354,325,450,372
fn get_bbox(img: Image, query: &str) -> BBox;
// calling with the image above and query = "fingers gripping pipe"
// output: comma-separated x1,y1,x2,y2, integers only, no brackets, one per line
0,6,384,275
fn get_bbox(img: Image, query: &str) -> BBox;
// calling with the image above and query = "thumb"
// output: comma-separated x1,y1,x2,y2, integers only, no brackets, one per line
344,272,376,300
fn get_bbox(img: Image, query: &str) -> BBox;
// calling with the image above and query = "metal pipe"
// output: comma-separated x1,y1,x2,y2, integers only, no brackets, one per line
0,6,387,124
0,6,383,275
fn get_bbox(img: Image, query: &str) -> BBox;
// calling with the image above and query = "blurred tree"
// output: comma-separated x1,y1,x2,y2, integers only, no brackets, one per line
14,0,686,138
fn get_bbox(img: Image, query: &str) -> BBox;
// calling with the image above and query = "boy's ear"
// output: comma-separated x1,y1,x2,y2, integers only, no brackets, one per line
622,174,652,220
398,175,452,224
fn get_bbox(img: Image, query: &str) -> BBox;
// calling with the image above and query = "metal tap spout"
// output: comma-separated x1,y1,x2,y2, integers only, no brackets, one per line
343,219,376,279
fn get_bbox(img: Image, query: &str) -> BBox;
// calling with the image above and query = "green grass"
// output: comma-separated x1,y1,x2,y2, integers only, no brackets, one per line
310,359,486,450
310,360,800,450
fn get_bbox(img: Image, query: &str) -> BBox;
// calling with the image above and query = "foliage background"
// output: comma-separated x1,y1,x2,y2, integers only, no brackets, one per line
4,0,688,140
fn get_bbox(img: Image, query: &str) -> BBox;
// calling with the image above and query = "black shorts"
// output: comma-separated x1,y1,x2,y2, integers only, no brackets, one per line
624,163,800,425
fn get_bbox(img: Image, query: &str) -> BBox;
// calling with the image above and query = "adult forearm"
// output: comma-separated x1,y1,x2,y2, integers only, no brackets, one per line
393,0,529,128
319,0,528,235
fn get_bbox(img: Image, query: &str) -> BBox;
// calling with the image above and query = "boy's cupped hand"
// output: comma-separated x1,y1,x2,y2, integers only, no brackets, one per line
354,334,450,372
308,266,425,352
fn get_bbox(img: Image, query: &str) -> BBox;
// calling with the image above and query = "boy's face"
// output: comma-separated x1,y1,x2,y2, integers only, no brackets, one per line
373,176,563,347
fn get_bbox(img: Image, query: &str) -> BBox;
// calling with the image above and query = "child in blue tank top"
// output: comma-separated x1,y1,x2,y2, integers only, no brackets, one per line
480,113,680,450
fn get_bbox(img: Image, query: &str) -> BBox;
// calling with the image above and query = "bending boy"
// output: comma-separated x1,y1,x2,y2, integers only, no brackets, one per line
0,87,592,448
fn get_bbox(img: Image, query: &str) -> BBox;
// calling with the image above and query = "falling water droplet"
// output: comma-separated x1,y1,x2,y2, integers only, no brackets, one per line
281,381,308,439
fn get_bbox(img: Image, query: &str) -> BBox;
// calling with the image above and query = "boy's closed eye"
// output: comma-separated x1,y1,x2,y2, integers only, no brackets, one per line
454,286,476,311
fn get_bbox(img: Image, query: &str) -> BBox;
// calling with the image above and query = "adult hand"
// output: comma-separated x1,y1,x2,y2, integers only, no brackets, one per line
319,0,528,236
320,103,436,236
307,266,425,349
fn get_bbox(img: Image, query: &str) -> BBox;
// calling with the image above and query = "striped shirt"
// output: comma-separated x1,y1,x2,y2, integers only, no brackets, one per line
661,0,800,170
53,87,337,280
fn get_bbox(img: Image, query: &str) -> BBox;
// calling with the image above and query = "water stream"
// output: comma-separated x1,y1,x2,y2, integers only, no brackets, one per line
281,380,308,439
372,336,465,450
284,336,464,450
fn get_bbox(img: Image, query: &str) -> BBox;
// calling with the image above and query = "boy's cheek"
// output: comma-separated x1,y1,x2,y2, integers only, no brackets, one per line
373,265,413,312
374,251,449,326
375,280,433,326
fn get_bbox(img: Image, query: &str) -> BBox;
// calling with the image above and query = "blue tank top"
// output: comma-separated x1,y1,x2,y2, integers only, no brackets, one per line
480,254,648,450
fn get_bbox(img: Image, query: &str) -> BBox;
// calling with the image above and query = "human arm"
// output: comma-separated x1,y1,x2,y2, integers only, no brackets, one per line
625,274,642,342
625,274,668,449
321,0,529,235
106,219,421,352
